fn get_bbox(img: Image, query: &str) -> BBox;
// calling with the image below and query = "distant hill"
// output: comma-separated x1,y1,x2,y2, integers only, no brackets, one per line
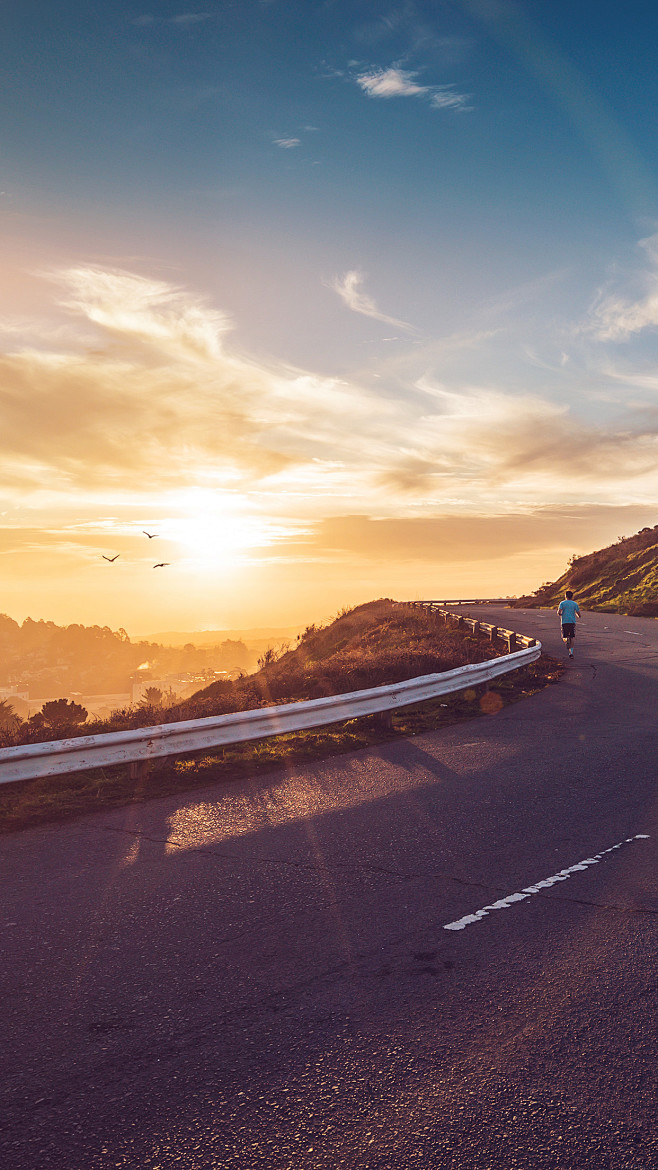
133,625,304,647
513,524,658,615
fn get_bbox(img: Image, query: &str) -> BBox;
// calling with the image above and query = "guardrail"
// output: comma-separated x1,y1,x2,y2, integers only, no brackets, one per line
0,602,540,786
415,598,516,606
408,601,537,654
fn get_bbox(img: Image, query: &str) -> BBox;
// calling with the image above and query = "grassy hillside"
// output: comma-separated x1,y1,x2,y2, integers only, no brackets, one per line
513,524,658,615
191,598,501,710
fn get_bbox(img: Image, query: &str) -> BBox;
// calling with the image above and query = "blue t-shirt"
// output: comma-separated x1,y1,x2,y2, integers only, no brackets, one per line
558,599,580,623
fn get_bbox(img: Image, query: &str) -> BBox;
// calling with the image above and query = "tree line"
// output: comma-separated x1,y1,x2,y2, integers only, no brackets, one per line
0,613,249,698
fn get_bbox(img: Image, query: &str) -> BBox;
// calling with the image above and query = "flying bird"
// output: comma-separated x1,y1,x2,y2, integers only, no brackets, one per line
153,562,170,568
143,531,159,538
102,554,120,562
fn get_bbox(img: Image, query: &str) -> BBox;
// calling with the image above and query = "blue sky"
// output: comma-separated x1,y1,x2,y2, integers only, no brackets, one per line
2,1,658,629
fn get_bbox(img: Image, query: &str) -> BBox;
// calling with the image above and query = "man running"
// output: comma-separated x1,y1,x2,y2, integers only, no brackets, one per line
557,590,581,658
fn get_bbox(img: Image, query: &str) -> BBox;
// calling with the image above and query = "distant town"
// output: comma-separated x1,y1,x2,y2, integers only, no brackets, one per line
0,615,303,720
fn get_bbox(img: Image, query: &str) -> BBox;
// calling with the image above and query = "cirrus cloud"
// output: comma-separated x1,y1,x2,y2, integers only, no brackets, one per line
587,234,658,341
331,269,418,332
355,66,470,111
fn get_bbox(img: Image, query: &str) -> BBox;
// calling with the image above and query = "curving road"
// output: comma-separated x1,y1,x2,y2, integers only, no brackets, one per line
2,606,658,1169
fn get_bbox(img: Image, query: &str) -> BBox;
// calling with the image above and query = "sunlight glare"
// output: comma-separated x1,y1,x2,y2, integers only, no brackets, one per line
163,491,299,570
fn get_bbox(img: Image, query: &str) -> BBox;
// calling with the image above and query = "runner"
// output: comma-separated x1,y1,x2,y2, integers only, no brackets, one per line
557,590,581,658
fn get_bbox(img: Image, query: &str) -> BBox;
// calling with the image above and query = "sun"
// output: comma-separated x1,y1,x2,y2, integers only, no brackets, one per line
161,490,297,571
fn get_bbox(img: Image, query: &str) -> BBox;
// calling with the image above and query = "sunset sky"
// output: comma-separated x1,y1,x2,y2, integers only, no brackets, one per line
3,0,658,633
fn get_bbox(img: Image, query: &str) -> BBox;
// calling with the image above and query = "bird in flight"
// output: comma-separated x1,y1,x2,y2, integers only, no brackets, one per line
143,531,159,539
153,562,170,568
102,554,120,562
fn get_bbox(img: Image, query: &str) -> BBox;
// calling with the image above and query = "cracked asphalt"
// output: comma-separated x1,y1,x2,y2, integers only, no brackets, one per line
2,607,658,1168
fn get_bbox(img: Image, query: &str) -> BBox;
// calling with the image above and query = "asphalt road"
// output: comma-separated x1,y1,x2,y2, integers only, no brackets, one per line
3,606,658,1169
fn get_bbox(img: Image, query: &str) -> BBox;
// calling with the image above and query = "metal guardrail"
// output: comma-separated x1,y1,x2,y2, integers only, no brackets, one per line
408,601,537,653
415,598,515,606
0,602,540,786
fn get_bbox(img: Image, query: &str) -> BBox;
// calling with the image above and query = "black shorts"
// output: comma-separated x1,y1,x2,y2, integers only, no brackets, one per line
561,623,576,639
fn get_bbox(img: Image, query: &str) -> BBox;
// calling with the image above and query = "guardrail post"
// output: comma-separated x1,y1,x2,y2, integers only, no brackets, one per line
507,632,517,653
490,626,498,643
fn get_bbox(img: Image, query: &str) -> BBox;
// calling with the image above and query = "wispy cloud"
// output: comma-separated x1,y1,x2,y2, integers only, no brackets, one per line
169,13,213,26
274,137,301,149
332,270,418,332
5,266,658,532
131,12,213,29
403,378,658,496
429,88,471,110
355,67,470,111
587,234,658,341
0,267,383,501
357,67,427,98
54,265,231,362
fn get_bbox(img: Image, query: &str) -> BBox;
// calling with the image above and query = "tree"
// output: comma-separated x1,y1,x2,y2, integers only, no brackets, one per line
35,698,88,734
219,639,249,670
140,687,164,707
0,699,22,741
0,698,18,726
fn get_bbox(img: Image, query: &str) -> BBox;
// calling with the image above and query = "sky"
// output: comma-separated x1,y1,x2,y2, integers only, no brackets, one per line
2,0,658,633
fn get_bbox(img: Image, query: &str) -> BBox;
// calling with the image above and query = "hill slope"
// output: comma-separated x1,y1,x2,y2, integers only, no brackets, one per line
514,524,658,615
190,598,500,712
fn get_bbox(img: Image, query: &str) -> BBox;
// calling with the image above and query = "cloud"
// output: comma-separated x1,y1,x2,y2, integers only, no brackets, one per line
587,234,658,341
169,13,213,25
303,506,658,564
430,87,472,110
274,138,301,149
331,270,418,332
54,266,231,363
355,66,470,111
0,266,383,500
5,265,658,531
403,378,658,490
131,12,213,29
357,67,428,98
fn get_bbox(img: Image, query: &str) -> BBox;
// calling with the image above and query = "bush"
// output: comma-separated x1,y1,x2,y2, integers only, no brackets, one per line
28,698,88,739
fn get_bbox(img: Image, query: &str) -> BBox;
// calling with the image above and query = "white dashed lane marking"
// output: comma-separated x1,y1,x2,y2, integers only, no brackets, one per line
443,834,650,931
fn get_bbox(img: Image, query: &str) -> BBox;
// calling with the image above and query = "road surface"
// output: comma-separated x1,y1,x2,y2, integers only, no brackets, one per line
2,606,658,1168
